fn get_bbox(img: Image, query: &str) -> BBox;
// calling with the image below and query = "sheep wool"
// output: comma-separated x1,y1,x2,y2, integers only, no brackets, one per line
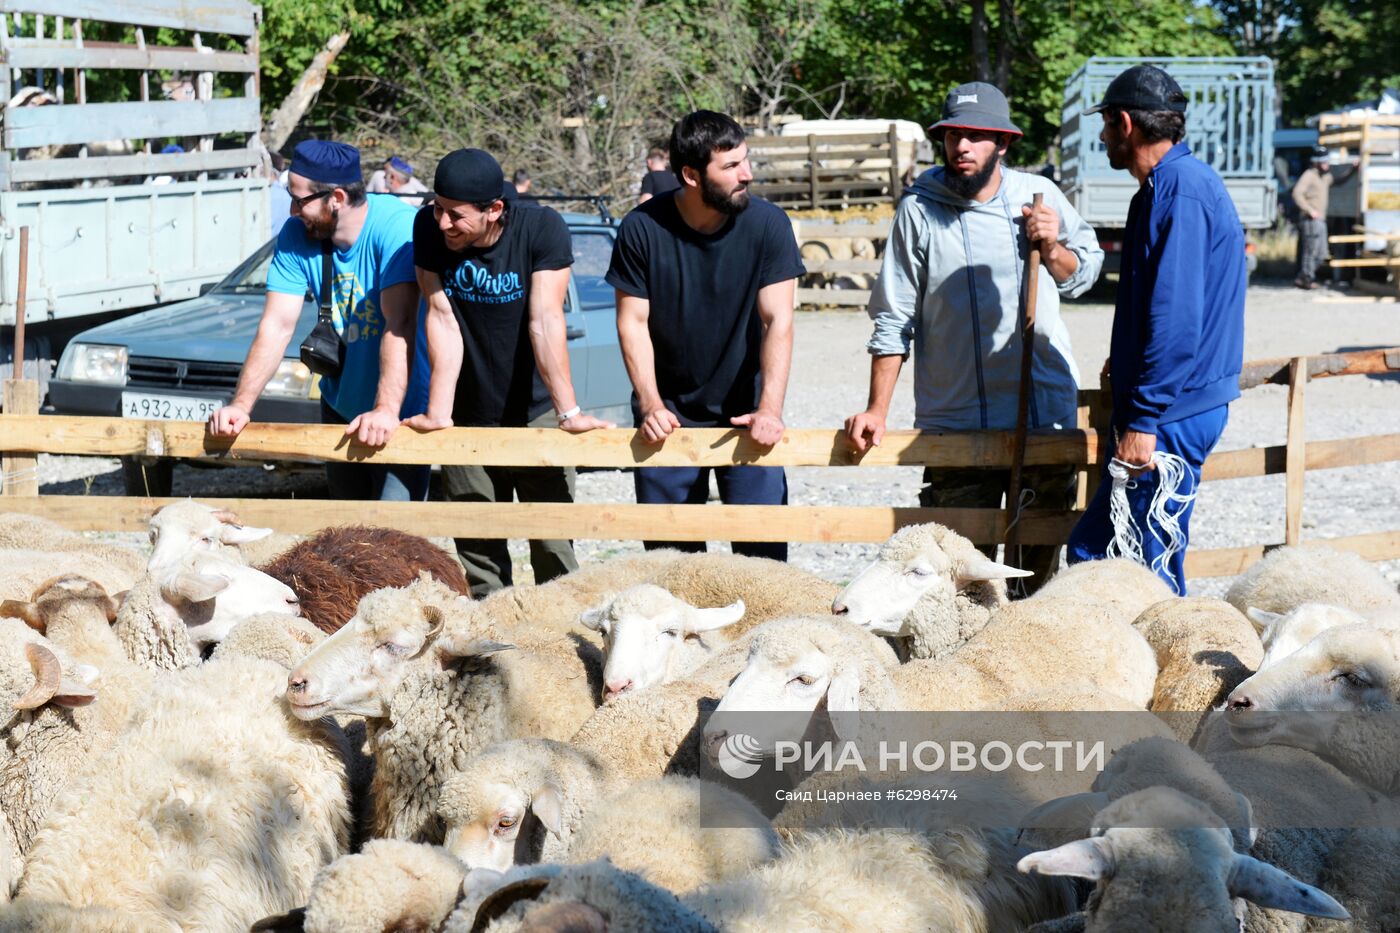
1225,544,1400,617
299,840,467,933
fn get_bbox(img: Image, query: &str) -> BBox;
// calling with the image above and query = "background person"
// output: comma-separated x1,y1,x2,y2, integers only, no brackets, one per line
1067,65,1247,595
607,110,805,561
209,140,431,501
637,146,681,204
845,81,1103,594
1291,146,1358,290
409,148,611,596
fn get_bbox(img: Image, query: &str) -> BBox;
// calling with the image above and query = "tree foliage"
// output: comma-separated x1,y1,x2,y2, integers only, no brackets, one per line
251,0,1396,192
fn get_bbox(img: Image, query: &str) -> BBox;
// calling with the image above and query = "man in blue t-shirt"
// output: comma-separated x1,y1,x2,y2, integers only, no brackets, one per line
1067,66,1247,594
208,139,431,500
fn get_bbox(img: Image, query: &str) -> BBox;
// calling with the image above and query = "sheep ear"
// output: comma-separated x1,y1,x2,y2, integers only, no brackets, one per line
827,668,861,713
579,606,610,634
162,571,230,604
532,783,565,838
1245,607,1282,635
1227,854,1349,919
220,523,274,545
686,599,746,634
956,558,1034,584
437,636,516,661
0,599,42,632
1017,837,1115,881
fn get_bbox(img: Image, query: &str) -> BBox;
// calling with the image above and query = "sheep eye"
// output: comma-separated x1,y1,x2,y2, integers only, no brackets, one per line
377,641,410,656
906,565,933,577
661,629,680,639
1335,670,1370,688
497,817,516,830
790,674,816,687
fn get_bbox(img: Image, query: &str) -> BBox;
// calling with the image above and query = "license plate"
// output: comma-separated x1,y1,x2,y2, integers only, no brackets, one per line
121,392,224,422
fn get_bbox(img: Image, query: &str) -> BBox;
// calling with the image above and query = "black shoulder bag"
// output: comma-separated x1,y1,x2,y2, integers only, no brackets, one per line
299,240,345,377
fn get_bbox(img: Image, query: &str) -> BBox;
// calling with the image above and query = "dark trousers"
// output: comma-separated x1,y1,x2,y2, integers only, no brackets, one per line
634,465,789,562
320,401,430,501
918,465,1078,597
1297,217,1328,284
1067,405,1229,596
441,411,578,597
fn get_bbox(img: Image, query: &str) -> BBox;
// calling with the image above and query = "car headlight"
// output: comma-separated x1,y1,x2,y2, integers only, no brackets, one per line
261,359,314,398
57,343,128,384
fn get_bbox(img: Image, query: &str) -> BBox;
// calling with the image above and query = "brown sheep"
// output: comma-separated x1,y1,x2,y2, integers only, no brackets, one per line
258,526,470,634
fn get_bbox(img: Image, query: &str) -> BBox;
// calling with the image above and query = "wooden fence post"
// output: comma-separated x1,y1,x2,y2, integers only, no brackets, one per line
1284,356,1307,545
807,134,819,210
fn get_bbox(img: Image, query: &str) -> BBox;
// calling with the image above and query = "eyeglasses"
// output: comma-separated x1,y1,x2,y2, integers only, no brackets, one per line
290,189,333,210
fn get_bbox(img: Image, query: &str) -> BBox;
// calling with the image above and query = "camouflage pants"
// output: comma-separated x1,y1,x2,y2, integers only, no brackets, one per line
918,465,1079,597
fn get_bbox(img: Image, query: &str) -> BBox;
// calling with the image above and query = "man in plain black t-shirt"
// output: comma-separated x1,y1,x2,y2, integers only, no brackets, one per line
638,146,681,204
407,148,612,595
607,110,805,561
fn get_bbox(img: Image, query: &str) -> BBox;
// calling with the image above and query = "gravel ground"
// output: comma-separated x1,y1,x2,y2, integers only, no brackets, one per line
24,281,1400,594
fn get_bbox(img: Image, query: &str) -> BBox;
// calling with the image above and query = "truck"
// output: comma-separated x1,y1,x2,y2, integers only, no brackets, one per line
0,0,269,398
1060,56,1277,271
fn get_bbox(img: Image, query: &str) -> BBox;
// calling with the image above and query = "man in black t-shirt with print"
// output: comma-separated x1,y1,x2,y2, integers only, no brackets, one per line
408,148,612,596
607,110,805,561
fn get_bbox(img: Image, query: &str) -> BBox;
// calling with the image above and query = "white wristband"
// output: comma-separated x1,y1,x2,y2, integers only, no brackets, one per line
556,405,581,424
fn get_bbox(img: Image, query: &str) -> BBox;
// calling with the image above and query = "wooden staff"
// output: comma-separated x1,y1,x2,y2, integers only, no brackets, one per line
1004,193,1043,563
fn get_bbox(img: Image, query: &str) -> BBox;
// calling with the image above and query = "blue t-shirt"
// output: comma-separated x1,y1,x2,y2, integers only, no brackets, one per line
266,194,429,421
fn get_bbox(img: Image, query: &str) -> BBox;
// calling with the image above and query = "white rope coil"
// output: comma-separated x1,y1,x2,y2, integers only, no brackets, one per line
1105,452,1197,595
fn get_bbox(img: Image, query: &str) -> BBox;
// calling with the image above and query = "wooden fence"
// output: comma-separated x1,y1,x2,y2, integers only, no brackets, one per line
749,127,905,211
1,348,1398,580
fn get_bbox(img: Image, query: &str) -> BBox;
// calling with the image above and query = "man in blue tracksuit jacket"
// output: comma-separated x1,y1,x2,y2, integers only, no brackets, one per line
1067,65,1247,595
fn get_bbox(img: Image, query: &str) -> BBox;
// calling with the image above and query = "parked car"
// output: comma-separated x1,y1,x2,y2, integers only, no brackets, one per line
49,206,633,495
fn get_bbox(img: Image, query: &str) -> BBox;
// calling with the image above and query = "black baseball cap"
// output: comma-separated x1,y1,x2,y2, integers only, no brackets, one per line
1085,65,1188,115
433,148,505,203
927,82,1023,137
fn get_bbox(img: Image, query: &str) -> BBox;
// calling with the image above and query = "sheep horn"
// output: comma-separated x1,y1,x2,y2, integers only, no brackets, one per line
14,642,63,710
518,901,607,933
470,877,552,933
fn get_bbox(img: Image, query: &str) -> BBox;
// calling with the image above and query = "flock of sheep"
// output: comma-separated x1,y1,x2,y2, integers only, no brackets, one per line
0,500,1396,932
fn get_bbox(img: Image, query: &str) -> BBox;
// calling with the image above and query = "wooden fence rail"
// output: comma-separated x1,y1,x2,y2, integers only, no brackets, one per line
2,349,1398,580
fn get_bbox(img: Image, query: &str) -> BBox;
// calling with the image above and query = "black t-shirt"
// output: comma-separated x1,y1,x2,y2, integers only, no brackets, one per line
640,169,681,197
413,204,573,426
605,194,805,426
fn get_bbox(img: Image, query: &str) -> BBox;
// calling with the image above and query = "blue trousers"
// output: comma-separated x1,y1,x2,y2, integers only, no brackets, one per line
634,465,789,562
1067,405,1229,595
321,401,431,502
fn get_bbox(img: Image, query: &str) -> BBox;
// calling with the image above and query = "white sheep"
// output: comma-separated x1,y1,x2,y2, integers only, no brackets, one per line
0,513,145,582
831,522,1028,660
437,738,619,871
1245,601,1400,672
890,592,1159,711
110,549,302,670
0,549,139,603
1225,623,1400,794
261,839,468,933
1019,787,1349,931
210,610,327,669
1225,544,1400,618
581,584,748,700
1036,558,1177,624
145,499,274,575
12,653,352,930
286,573,597,843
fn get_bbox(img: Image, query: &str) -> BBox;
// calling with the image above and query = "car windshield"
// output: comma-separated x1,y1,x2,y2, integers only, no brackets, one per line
571,230,614,310
212,239,275,294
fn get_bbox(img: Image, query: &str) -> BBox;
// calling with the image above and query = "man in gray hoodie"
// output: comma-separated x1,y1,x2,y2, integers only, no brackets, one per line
845,82,1104,593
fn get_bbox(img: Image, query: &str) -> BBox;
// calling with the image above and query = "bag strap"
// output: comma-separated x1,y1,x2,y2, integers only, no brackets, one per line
318,240,334,325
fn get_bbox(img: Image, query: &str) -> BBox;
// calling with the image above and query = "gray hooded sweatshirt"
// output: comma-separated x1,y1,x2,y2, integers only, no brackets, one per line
866,166,1103,431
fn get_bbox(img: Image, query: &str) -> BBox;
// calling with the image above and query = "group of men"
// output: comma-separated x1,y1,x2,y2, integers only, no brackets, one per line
211,62,1247,599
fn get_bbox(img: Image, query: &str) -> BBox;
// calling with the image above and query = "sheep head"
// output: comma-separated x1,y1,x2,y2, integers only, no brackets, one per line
831,523,1028,637
1018,788,1349,929
1247,602,1369,671
439,742,570,872
157,550,301,647
286,572,513,720
581,584,745,701
146,500,272,576
703,617,898,765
